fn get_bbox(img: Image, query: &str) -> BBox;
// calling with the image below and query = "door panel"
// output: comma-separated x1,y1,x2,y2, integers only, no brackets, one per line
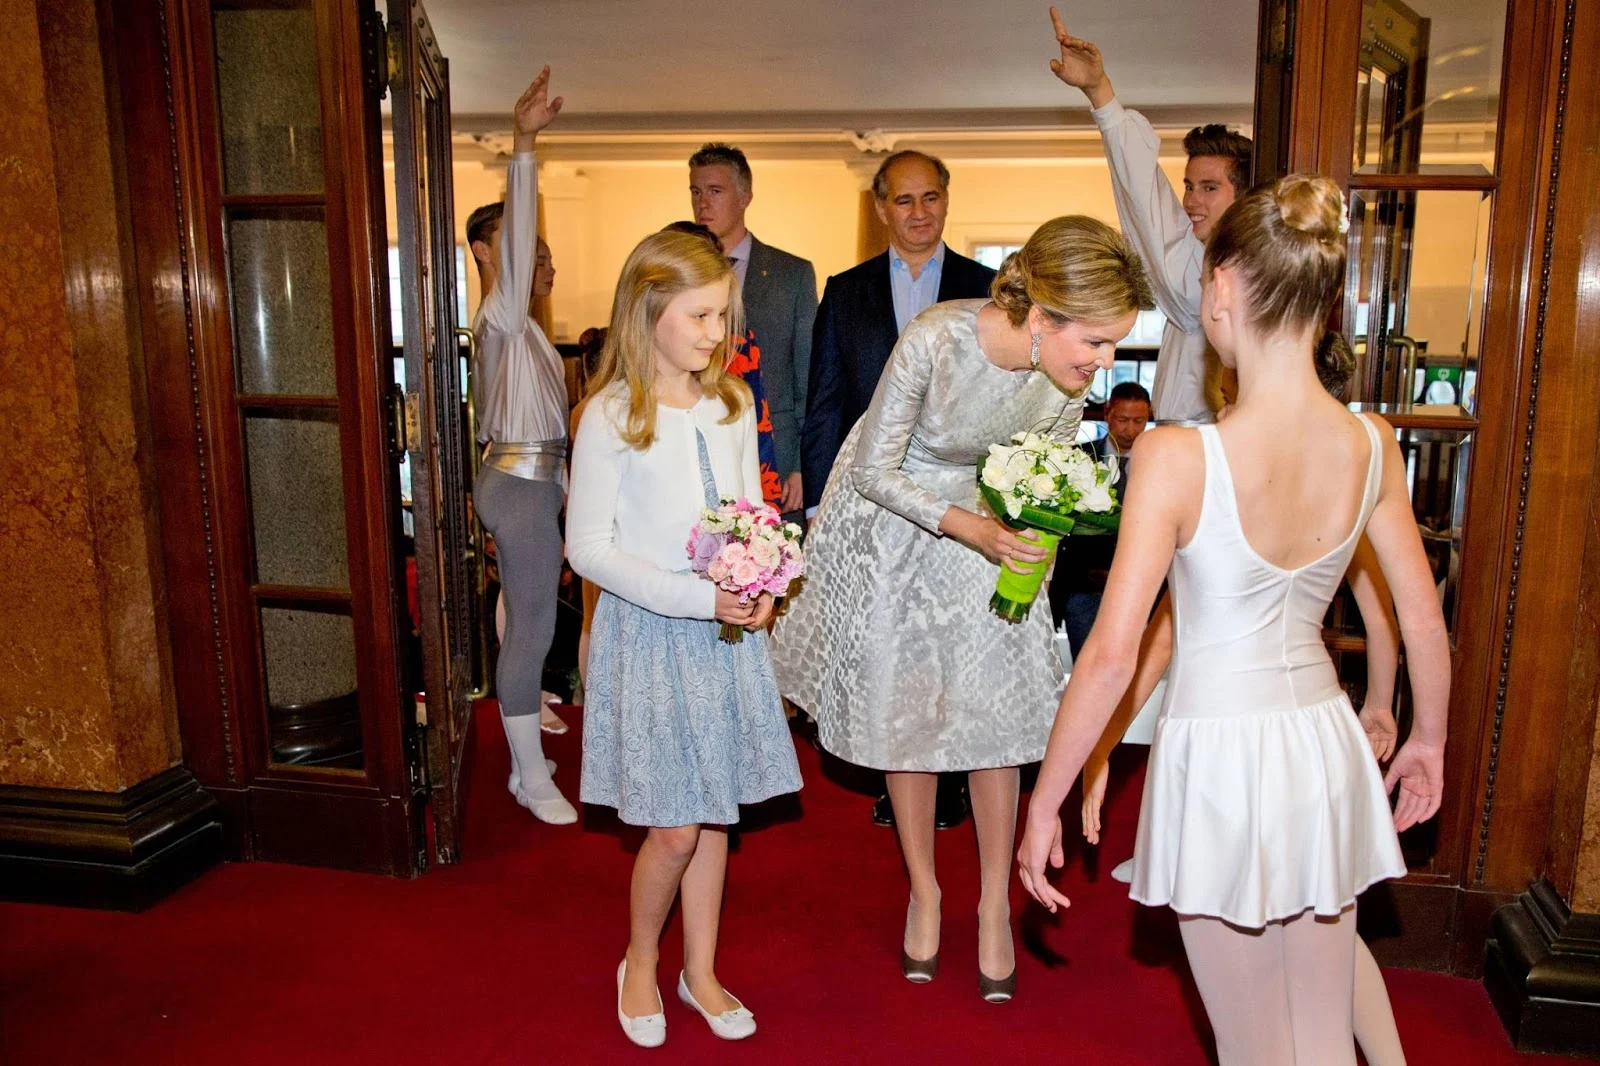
388,0,478,863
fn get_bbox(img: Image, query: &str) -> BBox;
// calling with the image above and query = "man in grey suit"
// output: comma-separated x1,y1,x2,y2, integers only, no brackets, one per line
690,143,818,515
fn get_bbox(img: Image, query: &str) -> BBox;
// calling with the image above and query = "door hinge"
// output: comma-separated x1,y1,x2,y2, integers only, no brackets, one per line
362,10,388,98
387,384,407,458
403,392,422,457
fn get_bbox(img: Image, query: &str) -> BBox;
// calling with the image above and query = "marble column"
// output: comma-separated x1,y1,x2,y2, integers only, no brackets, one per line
0,0,219,909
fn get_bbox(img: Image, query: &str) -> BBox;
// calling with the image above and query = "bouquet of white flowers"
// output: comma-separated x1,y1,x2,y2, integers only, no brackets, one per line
976,430,1121,623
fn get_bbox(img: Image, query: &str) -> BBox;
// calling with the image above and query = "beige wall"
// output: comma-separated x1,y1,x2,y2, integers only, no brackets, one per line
433,154,1189,343
408,151,1487,354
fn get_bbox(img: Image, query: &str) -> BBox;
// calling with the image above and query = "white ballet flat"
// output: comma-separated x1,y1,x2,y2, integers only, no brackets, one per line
515,788,577,825
677,971,756,1041
617,960,666,1048
1110,858,1134,884
507,757,558,795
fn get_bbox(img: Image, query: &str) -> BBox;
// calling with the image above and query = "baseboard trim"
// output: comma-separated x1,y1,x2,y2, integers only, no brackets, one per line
1484,879,1600,1057
0,766,223,911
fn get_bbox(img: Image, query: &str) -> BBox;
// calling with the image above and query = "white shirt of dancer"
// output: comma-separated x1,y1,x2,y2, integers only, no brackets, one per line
567,383,763,620
1091,97,1213,424
472,149,571,449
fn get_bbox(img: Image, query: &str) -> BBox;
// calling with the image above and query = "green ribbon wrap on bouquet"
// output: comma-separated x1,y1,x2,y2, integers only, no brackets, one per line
976,457,1121,624
990,528,1063,623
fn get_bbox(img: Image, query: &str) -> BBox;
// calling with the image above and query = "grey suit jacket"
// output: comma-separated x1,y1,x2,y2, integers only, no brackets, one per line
743,235,818,477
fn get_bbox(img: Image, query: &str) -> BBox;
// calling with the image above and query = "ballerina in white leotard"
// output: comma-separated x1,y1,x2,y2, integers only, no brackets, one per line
1019,175,1450,1064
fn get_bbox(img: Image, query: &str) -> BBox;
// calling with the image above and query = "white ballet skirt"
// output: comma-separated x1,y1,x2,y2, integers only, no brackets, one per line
1130,418,1407,928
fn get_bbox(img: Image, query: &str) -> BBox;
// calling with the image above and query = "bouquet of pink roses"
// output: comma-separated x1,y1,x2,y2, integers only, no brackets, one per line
687,497,805,643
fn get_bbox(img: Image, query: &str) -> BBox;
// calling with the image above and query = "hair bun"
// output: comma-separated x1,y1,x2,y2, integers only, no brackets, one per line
1275,175,1344,242
989,251,1031,321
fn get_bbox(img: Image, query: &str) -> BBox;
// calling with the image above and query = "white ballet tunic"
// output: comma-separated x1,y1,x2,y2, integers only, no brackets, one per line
1130,418,1407,928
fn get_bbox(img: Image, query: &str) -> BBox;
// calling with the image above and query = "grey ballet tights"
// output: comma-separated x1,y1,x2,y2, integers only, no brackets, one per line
474,467,563,719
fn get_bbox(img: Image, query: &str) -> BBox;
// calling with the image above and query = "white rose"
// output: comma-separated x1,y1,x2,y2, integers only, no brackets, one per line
1028,472,1058,500
983,460,1015,493
1004,450,1035,484
1078,479,1115,513
1064,458,1097,495
1004,495,1024,519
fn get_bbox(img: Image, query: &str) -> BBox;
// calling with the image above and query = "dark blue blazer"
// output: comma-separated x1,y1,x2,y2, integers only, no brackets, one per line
800,247,996,508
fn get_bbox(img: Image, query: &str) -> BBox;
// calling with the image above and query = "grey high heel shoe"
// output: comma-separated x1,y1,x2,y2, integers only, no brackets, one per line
900,948,940,983
978,968,1017,1003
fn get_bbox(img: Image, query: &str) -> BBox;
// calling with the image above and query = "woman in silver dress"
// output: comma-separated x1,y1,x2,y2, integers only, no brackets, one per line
773,216,1152,1001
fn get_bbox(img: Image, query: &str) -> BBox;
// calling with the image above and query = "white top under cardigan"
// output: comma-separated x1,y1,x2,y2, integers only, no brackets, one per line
1091,97,1213,425
567,383,763,620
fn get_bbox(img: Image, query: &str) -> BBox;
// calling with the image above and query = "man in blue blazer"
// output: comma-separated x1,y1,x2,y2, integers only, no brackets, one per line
801,151,997,512
690,143,817,515
800,151,996,829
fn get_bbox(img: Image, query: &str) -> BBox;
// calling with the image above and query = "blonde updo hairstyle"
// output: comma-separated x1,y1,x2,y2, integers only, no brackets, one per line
991,216,1155,337
1204,174,1347,338
588,230,749,450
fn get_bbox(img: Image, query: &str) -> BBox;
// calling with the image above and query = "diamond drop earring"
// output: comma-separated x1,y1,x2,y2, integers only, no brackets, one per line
1029,332,1041,371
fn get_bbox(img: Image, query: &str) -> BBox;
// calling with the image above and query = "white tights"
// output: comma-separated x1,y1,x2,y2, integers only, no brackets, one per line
1179,906,1374,1066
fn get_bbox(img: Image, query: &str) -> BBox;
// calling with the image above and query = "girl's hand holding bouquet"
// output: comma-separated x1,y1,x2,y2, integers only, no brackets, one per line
689,499,804,643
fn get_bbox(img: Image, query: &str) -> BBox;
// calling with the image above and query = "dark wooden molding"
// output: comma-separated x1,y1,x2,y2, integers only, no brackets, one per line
0,767,222,911
1472,0,1578,888
1359,878,1515,977
1485,880,1600,1057
154,0,238,786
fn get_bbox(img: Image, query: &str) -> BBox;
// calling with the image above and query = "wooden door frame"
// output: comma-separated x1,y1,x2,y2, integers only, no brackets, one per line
1257,0,1600,982
114,0,420,875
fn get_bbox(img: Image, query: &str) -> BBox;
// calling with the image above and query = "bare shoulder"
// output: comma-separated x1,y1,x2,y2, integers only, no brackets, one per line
1129,424,1203,473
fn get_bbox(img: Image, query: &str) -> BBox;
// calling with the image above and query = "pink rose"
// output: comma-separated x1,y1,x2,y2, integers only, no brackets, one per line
730,557,763,587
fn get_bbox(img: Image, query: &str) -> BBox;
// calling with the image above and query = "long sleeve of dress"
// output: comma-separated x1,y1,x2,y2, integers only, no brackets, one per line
1092,98,1203,333
848,325,948,535
566,402,718,620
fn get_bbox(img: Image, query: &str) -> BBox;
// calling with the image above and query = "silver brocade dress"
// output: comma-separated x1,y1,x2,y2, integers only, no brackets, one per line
772,300,1083,771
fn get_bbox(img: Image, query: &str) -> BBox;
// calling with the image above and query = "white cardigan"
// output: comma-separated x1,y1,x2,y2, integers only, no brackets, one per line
567,383,762,619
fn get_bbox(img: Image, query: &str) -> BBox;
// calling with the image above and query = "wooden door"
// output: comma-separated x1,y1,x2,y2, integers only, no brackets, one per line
125,0,425,874
387,0,480,864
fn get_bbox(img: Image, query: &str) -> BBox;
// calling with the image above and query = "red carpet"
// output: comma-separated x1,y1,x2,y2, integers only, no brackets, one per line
0,702,1580,1066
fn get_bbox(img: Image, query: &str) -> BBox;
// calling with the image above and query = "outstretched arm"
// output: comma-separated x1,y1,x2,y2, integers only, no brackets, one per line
1019,428,1199,911
483,67,564,336
1361,419,1450,831
1047,8,1201,330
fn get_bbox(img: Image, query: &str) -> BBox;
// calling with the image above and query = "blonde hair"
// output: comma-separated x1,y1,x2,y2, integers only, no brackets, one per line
991,215,1155,328
587,231,749,449
1204,174,1347,336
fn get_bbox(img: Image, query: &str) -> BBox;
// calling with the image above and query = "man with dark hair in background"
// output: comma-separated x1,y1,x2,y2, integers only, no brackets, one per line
801,150,997,513
801,149,996,831
1047,7,1252,425
689,143,817,515
1049,381,1151,658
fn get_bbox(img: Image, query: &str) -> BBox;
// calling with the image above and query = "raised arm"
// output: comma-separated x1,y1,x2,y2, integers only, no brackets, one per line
1047,8,1201,330
482,67,564,336
565,400,718,620
1347,534,1401,761
1361,418,1450,831
1019,426,1200,911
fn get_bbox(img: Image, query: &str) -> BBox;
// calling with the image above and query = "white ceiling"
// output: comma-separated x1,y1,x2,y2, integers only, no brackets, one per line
423,0,1263,124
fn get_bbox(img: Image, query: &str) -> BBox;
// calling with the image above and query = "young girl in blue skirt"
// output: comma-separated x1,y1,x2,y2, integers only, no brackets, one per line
567,230,803,1048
